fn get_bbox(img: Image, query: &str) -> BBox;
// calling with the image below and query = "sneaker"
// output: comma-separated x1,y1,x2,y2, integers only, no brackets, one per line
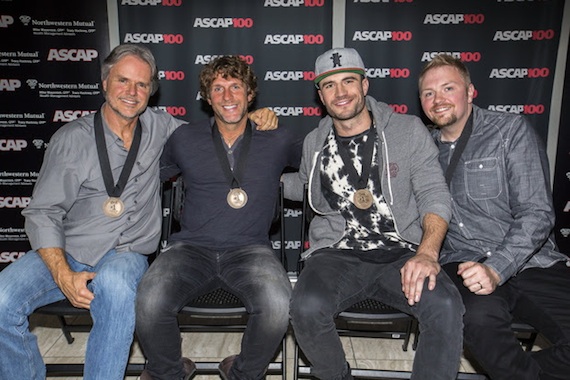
140,357,196,380
218,355,237,380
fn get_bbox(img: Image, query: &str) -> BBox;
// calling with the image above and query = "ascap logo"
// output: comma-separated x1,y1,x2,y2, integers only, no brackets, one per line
353,31,412,41
424,14,484,24
121,0,180,5
268,107,321,117
564,201,570,213
366,68,410,78
158,71,185,80
0,197,31,208
489,68,549,79
47,49,98,62
389,104,409,114
272,240,302,250
124,33,183,44
284,208,303,217
487,104,545,114
421,51,481,62
193,18,253,28
0,15,14,28
264,71,315,81
53,110,94,122
0,79,21,91
0,251,25,263
264,0,324,6
0,139,27,151
561,228,570,238
264,34,324,44
493,30,555,41
157,106,187,117
195,55,254,65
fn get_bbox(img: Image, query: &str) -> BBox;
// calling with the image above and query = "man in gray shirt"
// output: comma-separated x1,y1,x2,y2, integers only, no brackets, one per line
0,44,276,380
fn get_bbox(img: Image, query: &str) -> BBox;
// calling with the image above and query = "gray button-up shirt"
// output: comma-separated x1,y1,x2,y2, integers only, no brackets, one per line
22,106,184,266
433,105,567,284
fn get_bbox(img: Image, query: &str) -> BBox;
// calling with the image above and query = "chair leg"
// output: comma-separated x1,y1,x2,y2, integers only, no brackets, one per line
56,315,75,344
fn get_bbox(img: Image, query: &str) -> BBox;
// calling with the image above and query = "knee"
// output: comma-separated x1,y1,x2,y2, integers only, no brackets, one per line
290,290,333,329
419,287,464,330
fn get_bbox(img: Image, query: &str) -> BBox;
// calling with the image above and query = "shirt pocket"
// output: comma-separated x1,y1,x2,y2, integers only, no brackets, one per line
464,157,502,200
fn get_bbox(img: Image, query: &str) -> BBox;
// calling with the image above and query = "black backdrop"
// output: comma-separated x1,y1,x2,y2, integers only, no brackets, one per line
1,0,568,271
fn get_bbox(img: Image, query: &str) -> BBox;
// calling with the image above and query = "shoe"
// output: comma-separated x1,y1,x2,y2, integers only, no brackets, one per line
140,358,196,380
218,354,237,380
182,357,197,380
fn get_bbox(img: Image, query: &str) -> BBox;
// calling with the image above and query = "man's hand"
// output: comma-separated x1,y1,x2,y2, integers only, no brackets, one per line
401,253,441,306
55,270,96,309
458,261,500,295
249,108,278,130
38,247,96,309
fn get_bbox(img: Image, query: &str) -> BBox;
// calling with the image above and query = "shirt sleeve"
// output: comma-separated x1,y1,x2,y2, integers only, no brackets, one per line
22,130,83,251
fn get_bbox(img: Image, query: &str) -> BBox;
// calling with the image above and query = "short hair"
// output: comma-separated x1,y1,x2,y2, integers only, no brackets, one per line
418,54,472,89
199,55,257,106
101,44,159,96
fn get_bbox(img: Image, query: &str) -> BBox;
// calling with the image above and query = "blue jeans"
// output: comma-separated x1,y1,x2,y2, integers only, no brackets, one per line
0,249,148,380
291,249,464,380
136,242,292,380
443,261,570,380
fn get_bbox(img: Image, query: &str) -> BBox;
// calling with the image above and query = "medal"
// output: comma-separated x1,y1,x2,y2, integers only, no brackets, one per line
353,189,373,210
94,111,142,218
103,197,125,217
227,188,248,209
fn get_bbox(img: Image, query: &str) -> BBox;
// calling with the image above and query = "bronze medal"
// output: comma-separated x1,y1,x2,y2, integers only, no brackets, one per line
227,188,248,209
103,197,125,217
353,189,373,210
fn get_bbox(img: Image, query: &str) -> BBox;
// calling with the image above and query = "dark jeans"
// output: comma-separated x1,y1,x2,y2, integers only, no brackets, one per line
291,249,464,380
136,243,292,380
443,261,570,380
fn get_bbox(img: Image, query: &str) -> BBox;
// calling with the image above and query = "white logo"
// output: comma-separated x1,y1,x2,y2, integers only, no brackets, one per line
32,139,45,149
0,15,14,28
47,49,98,62
560,228,570,238
19,15,31,25
0,139,27,151
0,197,31,208
26,79,38,89
0,79,21,91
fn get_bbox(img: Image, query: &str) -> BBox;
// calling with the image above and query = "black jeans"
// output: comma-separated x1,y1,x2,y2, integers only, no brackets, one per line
291,249,464,380
443,261,570,380
136,243,292,380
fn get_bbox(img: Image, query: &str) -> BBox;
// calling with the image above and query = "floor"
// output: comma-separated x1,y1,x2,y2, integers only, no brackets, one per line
29,310,548,380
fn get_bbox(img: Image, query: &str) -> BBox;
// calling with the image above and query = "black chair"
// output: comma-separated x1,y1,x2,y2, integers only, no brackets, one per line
163,177,287,378
34,178,288,378
293,185,417,380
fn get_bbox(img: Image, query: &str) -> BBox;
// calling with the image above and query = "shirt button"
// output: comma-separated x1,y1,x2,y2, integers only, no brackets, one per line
486,251,492,256
459,222,464,227
479,164,484,169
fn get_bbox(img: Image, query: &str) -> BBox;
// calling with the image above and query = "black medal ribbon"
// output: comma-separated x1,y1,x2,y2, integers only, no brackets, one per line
211,120,253,190
443,111,473,186
94,110,142,198
334,119,376,192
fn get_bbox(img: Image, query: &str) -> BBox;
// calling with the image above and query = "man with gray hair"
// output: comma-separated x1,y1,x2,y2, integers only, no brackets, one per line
282,47,464,380
0,44,276,380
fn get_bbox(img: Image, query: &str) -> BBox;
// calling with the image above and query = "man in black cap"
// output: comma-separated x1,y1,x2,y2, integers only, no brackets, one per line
282,47,464,380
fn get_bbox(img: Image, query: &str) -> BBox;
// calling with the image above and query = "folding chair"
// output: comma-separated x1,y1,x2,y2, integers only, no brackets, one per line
162,177,287,378
293,185,417,380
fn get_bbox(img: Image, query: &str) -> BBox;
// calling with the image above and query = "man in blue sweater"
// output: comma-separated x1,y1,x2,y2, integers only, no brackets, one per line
136,55,301,380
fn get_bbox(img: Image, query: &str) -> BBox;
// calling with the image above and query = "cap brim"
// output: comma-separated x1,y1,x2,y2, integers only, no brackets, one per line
315,68,366,85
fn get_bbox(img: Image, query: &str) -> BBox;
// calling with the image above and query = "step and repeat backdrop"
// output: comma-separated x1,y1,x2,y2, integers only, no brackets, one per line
0,0,568,271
